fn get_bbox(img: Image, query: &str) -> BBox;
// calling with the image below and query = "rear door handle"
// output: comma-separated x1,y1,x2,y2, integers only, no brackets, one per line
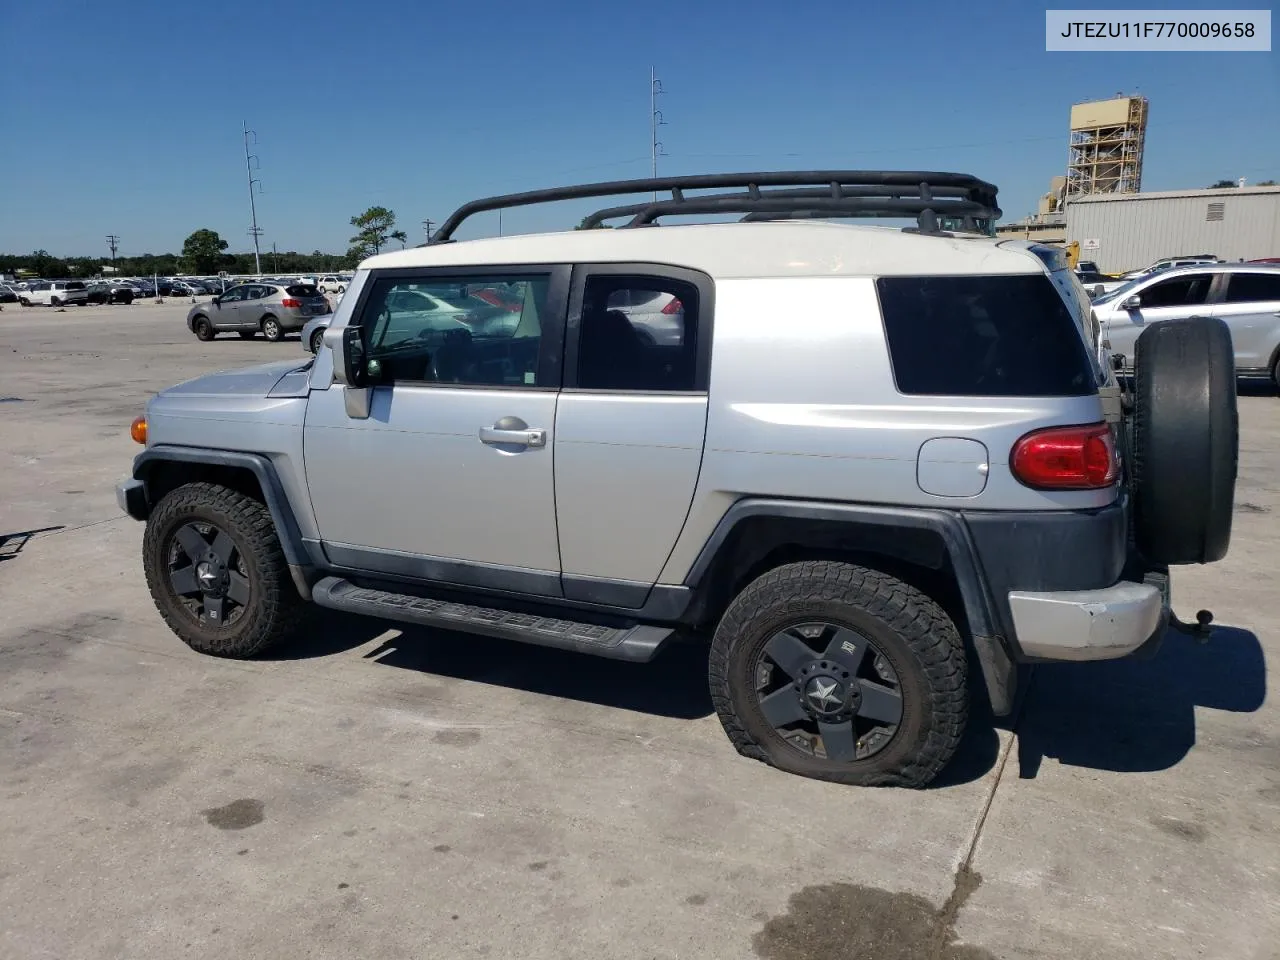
479,424,546,448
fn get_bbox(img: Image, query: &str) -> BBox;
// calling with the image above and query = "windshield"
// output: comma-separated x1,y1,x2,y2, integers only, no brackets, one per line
1091,277,1146,304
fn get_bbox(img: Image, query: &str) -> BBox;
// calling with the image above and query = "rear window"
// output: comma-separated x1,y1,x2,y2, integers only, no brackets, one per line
286,284,321,297
876,274,1096,397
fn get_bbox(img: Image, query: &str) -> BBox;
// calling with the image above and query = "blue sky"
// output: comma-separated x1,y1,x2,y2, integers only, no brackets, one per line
1,0,1276,256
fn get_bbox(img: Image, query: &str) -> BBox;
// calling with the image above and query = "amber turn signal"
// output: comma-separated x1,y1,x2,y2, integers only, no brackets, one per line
130,416,147,445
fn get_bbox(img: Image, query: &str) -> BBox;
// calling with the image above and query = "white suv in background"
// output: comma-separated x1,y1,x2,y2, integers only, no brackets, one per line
19,281,90,306
317,275,349,294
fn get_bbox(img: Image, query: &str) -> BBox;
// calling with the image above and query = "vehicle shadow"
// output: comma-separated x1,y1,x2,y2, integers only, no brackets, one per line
1015,624,1266,778
268,611,715,720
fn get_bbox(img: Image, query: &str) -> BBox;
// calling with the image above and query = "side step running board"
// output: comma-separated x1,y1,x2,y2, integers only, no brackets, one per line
311,576,673,663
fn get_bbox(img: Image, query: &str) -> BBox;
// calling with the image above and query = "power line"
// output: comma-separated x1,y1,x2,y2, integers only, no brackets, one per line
650,67,667,200
243,122,263,276
105,234,119,272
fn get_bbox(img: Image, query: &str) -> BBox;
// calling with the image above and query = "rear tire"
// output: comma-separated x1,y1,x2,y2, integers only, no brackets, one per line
142,482,305,658
709,561,967,788
261,315,283,341
1130,315,1237,564
193,316,214,341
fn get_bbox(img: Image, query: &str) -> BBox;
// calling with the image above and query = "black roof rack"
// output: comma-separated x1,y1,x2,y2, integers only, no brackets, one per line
428,171,1001,243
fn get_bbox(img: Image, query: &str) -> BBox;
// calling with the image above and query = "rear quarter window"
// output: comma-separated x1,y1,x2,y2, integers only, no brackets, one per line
876,274,1097,397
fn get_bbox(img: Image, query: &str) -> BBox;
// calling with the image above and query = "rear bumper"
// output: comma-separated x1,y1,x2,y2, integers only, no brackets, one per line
1008,580,1167,661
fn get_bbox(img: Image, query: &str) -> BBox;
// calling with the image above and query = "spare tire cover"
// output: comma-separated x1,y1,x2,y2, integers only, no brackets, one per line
1130,315,1238,564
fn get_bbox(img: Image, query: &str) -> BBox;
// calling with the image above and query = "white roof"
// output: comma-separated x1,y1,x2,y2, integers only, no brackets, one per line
362,221,1042,279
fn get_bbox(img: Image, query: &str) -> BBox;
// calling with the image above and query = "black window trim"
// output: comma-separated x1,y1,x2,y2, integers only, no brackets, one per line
348,263,571,392
563,261,715,395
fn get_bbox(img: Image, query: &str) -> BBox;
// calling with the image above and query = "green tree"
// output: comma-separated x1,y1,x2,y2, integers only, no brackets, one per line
1259,180,1277,187
349,206,407,258
181,229,230,273
1207,179,1237,189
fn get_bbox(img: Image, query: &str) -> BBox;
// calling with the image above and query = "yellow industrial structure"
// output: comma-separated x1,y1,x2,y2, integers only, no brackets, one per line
1065,95,1148,198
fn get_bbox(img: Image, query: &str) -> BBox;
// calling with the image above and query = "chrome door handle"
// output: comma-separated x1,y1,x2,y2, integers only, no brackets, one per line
479,426,546,448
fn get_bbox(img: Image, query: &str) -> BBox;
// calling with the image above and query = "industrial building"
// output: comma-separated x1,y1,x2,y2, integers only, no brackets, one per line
997,95,1147,243
1065,96,1148,198
1065,186,1280,273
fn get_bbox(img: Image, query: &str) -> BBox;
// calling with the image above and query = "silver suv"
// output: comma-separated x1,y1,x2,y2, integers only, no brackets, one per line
1092,263,1280,381
116,172,1238,788
186,281,330,342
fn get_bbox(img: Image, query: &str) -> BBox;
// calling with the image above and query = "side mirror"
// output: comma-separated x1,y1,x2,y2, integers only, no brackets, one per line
1122,295,1142,310
328,325,367,388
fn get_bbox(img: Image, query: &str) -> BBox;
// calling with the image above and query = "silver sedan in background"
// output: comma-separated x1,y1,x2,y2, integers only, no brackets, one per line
186,282,331,342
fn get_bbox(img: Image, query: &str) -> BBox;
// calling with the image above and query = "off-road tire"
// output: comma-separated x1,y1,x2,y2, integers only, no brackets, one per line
143,482,305,658
192,316,214,341
261,315,283,341
709,560,967,788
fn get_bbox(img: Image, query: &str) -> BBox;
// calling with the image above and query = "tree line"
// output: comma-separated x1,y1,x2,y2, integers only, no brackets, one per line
3,206,412,278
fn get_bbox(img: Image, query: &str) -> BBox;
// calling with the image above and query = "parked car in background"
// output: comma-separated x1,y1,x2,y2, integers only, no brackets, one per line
86,282,139,304
317,275,348,294
1094,263,1280,382
1074,260,1107,276
1248,257,1280,264
19,280,89,306
186,282,331,342
170,280,204,297
0,283,19,304
1120,254,1220,280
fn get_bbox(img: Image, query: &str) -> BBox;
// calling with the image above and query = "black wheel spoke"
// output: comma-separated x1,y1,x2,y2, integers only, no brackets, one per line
765,629,817,679
210,530,235,565
173,524,208,562
822,626,869,672
169,565,201,596
856,679,904,725
225,572,251,606
757,687,808,729
818,721,857,762
204,595,225,625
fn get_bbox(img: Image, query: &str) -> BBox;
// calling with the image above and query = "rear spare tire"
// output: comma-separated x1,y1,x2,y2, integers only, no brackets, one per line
1130,315,1237,564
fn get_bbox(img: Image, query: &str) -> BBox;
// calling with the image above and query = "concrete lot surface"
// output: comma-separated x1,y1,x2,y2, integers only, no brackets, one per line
2,301,1278,960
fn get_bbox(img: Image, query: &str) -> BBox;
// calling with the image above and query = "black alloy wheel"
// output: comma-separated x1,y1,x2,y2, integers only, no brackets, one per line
164,521,252,629
752,621,903,762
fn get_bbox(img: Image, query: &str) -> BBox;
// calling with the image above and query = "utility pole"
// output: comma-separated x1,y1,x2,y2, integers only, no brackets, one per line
421,218,434,243
243,122,263,276
105,234,119,274
650,66,667,201
272,242,278,273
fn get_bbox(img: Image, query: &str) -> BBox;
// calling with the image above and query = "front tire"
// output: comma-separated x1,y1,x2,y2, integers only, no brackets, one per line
193,316,214,341
143,482,305,658
310,329,325,354
18,297,29,306
261,315,283,341
709,561,967,788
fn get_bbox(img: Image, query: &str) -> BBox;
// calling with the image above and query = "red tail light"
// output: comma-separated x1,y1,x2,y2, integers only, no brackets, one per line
281,297,302,308
1011,423,1118,490
661,297,683,315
